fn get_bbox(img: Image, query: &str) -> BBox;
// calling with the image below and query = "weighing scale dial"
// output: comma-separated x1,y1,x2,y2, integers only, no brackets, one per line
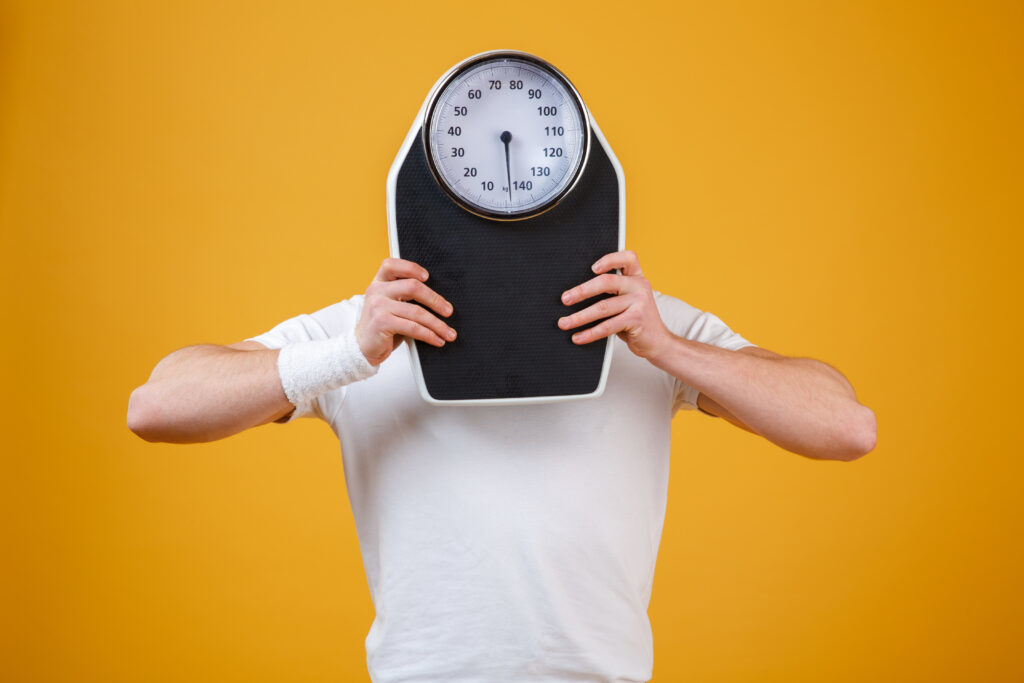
423,52,591,220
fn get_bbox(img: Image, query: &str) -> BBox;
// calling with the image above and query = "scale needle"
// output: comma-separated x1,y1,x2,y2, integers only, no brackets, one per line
501,130,513,204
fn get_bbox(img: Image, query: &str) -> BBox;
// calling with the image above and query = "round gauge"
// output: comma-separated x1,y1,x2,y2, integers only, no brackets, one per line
423,51,591,221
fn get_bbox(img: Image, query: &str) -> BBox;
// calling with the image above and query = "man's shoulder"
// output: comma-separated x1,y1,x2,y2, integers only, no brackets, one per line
305,293,365,332
317,293,365,316
652,291,702,330
249,294,365,346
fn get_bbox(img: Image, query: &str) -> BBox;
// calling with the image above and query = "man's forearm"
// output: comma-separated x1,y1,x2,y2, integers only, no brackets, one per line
649,336,876,460
127,345,293,443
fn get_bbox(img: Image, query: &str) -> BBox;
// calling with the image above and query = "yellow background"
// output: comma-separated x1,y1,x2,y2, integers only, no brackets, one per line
2,1,1021,681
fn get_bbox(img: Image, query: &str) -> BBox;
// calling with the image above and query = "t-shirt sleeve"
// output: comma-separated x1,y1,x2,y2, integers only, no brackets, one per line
244,295,363,424
653,291,757,415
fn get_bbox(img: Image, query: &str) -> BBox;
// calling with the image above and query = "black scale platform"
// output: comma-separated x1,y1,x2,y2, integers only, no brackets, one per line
393,130,620,401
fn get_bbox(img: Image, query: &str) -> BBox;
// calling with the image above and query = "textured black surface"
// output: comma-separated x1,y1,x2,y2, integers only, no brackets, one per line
394,131,621,401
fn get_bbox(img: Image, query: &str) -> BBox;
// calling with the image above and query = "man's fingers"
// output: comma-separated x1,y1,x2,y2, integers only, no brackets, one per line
569,315,628,345
591,250,642,277
377,279,453,317
561,273,637,305
384,315,447,347
385,300,457,342
557,294,631,331
375,257,430,283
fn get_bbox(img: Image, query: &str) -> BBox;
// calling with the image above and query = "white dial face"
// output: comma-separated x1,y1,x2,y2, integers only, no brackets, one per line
426,56,588,219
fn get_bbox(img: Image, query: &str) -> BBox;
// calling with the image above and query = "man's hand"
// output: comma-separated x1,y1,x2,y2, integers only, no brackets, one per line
355,257,457,366
558,250,672,360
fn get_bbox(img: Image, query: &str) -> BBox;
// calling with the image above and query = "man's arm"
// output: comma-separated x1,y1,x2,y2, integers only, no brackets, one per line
659,342,876,461
127,258,456,444
126,342,296,444
695,347,781,430
559,250,877,462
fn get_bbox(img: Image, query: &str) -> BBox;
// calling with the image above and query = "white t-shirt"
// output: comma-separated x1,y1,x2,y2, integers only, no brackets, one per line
247,291,755,683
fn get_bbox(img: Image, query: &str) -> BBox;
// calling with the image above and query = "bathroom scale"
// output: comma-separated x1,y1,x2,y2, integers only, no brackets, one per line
386,49,625,405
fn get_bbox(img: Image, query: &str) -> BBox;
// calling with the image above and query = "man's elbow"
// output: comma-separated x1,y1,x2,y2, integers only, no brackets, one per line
835,404,877,461
127,385,168,443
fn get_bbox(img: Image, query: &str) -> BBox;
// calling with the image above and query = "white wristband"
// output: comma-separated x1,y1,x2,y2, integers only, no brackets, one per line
276,329,379,408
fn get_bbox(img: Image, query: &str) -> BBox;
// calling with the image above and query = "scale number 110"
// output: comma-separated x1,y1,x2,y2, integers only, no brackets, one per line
545,126,564,136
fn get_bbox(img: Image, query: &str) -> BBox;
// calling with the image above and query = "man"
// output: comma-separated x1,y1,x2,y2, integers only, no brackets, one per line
127,249,876,682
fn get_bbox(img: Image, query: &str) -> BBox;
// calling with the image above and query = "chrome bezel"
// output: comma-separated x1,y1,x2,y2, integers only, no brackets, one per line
421,50,592,222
